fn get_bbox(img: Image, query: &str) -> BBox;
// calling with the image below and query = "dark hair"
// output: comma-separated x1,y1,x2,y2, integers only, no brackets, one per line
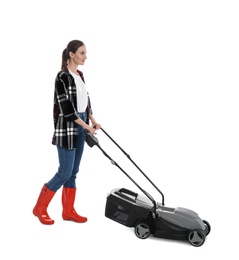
61,40,85,69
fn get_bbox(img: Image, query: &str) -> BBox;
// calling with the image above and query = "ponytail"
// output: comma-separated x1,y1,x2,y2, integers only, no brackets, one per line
61,48,69,69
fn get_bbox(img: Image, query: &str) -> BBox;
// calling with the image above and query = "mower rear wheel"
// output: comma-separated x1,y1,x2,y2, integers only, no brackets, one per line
135,222,151,239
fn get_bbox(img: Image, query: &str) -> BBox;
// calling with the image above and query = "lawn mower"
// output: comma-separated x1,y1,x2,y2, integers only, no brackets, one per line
85,128,211,247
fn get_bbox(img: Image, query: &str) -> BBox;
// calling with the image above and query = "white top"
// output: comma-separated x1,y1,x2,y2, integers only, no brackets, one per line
69,70,88,113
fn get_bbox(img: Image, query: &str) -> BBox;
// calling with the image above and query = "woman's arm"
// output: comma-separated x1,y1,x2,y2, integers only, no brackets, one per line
56,72,79,121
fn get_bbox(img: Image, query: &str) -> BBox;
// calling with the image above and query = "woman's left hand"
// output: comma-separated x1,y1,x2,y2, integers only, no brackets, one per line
89,114,101,130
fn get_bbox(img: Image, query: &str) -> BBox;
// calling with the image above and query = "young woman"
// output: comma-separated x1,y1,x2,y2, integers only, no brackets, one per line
33,40,101,225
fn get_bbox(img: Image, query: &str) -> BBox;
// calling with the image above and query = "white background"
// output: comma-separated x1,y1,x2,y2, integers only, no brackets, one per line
1,0,238,258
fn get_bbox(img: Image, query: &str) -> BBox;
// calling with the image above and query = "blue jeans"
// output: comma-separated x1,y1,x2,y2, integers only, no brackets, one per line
46,112,87,192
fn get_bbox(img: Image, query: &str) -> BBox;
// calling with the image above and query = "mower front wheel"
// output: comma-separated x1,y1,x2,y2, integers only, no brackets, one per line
188,230,205,247
203,220,211,235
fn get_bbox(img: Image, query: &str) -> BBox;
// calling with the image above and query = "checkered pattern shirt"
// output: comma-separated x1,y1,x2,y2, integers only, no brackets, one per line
51,67,92,149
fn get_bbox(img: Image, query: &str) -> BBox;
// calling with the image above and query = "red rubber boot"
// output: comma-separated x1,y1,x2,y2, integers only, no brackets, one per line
62,187,87,223
33,184,56,225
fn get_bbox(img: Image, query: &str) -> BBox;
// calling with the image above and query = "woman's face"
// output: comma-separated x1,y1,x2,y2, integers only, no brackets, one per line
71,45,87,65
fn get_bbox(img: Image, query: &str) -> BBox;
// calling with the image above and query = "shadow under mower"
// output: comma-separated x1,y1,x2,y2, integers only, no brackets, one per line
85,128,211,247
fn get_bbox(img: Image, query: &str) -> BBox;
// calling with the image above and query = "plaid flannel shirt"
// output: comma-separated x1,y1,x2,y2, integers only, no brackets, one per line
51,67,92,149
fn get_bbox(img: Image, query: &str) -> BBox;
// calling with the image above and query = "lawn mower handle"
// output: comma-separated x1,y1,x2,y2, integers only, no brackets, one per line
99,127,165,206
84,127,165,208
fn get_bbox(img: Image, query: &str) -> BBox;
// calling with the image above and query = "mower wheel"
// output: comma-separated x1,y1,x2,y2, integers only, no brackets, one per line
188,230,205,247
203,220,211,235
135,222,151,239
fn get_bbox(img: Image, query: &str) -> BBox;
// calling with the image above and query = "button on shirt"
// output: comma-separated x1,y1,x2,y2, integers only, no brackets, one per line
69,70,88,112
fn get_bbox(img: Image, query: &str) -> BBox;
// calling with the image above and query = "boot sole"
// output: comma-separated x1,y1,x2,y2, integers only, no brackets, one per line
63,217,87,223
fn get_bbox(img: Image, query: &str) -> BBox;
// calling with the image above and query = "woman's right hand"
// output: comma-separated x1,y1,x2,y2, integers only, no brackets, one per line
85,125,96,135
